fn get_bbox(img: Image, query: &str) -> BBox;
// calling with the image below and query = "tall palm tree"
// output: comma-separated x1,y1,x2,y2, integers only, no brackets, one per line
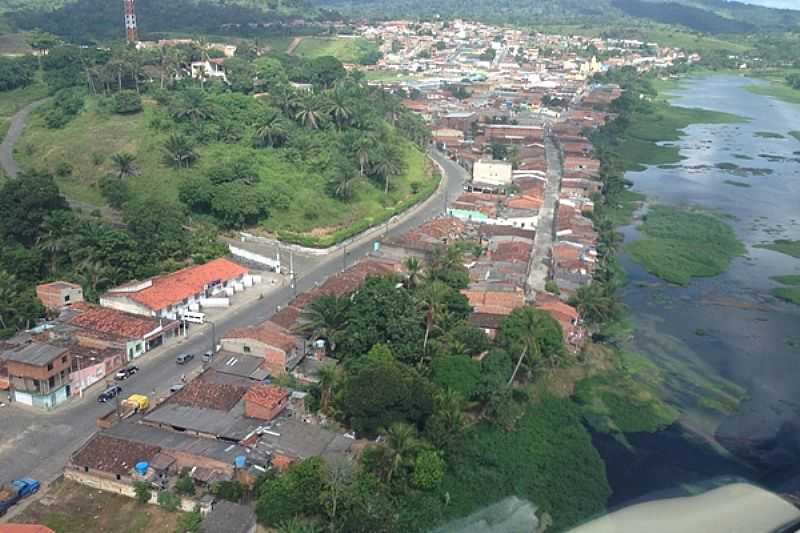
326,88,353,130
416,281,450,353
294,94,325,130
316,363,339,415
354,135,374,177
372,145,405,195
271,85,299,116
403,257,423,289
110,152,137,179
329,173,361,201
426,388,467,449
383,423,420,483
0,271,21,330
294,293,351,355
252,110,289,148
163,133,197,168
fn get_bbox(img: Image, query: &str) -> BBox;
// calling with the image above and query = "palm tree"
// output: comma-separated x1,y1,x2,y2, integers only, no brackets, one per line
271,85,298,116
163,133,197,168
0,271,21,330
383,422,420,483
252,110,289,148
416,281,450,353
371,145,405,195
326,88,353,129
171,90,214,124
329,173,361,201
294,94,325,130
426,388,467,449
316,363,339,415
77,259,115,300
572,282,618,325
110,152,137,179
294,293,351,355
353,135,375,177
276,518,322,533
403,257,423,289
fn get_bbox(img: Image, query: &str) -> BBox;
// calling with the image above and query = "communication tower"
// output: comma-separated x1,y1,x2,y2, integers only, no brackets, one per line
123,0,138,43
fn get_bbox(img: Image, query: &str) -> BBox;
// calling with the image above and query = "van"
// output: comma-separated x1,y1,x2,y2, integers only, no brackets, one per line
176,353,194,365
181,311,205,324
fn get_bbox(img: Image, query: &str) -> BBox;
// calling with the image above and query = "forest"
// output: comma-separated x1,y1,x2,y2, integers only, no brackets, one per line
245,256,611,532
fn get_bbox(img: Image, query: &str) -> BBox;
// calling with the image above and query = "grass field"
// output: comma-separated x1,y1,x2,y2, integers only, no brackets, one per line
755,239,800,259
0,81,48,141
15,96,435,246
293,36,377,64
627,205,745,286
16,97,183,205
13,478,185,533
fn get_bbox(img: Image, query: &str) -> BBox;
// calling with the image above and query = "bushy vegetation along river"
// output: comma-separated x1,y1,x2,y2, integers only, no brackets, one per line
600,75,800,506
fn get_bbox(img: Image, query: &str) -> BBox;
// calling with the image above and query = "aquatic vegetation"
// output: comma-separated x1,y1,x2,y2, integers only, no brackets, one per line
755,239,800,258
770,275,800,285
723,180,751,188
773,288,800,305
733,153,754,160
627,205,745,286
754,131,785,139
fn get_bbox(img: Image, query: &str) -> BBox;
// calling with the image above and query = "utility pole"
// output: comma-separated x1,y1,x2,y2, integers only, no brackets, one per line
342,243,348,271
76,354,84,399
289,251,296,297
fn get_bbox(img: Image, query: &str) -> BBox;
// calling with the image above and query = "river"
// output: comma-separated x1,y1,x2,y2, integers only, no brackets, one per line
596,75,800,508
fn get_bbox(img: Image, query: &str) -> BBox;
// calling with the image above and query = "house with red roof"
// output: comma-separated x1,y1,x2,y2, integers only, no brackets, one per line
244,383,289,421
221,321,303,377
100,258,249,319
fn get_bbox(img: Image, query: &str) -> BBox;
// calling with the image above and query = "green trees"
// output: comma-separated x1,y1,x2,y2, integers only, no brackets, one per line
294,94,327,130
497,307,565,383
0,271,44,337
252,108,289,148
256,458,326,526
0,173,69,247
341,356,434,436
338,276,423,364
0,55,37,92
133,481,152,504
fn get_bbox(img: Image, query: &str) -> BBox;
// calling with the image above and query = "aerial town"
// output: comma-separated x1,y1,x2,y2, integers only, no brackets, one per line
0,14,706,533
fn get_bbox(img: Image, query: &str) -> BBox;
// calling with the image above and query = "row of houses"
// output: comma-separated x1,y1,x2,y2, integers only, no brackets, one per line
1,258,258,409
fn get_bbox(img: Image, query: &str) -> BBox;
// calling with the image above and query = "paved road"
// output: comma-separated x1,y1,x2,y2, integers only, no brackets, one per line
526,134,562,295
0,99,46,178
0,148,467,491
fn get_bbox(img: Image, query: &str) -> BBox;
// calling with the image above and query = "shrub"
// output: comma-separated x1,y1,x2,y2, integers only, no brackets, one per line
100,176,131,208
545,280,560,295
54,161,73,177
111,90,143,114
174,473,195,496
158,489,181,512
133,481,152,504
175,509,201,533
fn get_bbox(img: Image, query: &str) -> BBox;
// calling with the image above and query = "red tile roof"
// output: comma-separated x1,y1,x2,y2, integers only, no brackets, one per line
244,383,289,410
69,304,164,340
0,525,56,533
171,377,249,411
462,289,525,315
224,321,296,352
71,434,160,476
113,258,247,312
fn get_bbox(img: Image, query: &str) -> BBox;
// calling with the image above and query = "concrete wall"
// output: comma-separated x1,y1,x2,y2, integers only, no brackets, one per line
64,468,205,513
221,338,267,359
100,295,154,317
473,160,513,187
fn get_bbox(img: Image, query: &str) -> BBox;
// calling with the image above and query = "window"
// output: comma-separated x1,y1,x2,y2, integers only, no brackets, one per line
48,376,55,389
62,355,68,364
64,294,70,302
243,345,251,353
47,363,53,371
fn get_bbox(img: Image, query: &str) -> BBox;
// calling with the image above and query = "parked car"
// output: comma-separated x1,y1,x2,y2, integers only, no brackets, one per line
176,353,194,365
97,385,123,403
0,478,40,516
169,383,185,393
114,366,139,381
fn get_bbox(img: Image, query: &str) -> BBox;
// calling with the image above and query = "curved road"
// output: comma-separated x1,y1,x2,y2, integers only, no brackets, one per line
0,148,467,497
0,99,46,178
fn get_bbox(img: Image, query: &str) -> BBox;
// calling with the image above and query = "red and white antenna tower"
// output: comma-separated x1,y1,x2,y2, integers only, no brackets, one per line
123,0,138,43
